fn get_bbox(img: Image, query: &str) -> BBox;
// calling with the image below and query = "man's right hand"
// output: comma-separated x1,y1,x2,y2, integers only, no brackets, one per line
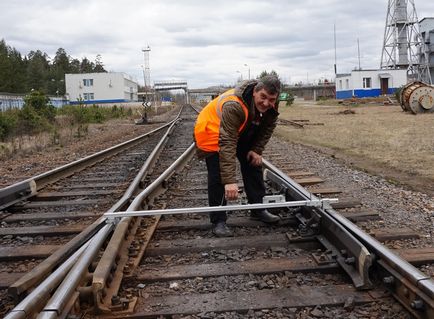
225,183,239,200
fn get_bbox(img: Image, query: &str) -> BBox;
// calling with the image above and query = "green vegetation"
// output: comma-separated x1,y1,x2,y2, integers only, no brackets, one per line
257,70,281,81
59,103,132,125
0,91,132,142
0,39,107,95
0,109,17,140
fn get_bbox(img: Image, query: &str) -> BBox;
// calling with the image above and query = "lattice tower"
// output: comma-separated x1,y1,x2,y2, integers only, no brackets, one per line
380,0,431,83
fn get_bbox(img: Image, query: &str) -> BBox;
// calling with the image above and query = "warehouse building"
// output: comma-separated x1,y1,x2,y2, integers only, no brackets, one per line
335,69,407,99
65,72,138,104
419,17,434,83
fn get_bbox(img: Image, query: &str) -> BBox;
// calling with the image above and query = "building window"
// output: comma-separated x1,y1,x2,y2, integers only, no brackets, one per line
339,80,342,90
83,93,94,100
83,79,94,87
345,79,349,89
363,77,372,88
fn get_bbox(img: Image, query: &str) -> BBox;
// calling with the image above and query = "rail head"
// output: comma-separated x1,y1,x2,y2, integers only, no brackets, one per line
263,158,434,317
0,120,175,211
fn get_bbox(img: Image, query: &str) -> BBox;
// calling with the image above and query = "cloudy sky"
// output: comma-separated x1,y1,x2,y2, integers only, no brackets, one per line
1,0,434,88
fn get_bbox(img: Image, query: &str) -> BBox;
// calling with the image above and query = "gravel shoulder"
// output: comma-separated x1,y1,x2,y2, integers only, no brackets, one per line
0,108,180,188
277,99,434,197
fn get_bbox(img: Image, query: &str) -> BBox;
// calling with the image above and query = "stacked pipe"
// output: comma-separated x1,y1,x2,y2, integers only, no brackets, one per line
400,81,434,114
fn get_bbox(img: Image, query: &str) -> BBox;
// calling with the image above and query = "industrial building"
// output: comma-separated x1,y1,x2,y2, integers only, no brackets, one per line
65,72,138,104
419,17,434,82
335,69,407,99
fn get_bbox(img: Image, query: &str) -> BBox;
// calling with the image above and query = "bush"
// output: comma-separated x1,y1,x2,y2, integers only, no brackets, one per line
17,104,52,135
57,103,131,126
0,110,17,141
24,90,56,122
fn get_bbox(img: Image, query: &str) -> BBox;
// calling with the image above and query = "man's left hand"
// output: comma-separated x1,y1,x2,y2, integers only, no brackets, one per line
247,151,262,166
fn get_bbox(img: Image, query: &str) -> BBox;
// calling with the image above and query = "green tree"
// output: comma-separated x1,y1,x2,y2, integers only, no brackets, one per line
80,57,95,73
94,54,106,72
9,48,27,92
0,39,26,92
257,70,281,81
49,48,70,95
69,58,81,73
0,39,14,92
0,39,109,94
26,50,50,92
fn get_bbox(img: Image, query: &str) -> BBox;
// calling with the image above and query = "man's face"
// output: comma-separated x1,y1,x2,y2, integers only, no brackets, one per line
253,88,278,113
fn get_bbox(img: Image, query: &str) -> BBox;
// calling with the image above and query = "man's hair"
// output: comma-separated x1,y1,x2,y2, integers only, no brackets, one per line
254,75,282,95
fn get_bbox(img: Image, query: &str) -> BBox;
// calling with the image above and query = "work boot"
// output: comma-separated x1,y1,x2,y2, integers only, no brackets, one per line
212,221,233,237
250,210,280,223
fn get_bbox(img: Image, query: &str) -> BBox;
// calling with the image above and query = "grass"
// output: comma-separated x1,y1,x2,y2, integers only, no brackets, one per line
276,99,434,180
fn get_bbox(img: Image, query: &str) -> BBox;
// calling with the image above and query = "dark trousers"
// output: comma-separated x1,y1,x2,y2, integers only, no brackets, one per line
205,151,265,224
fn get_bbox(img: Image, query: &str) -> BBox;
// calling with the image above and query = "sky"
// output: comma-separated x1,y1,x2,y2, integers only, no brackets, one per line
1,0,434,89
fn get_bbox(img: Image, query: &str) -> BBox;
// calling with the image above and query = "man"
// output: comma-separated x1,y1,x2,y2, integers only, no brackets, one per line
194,75,282,237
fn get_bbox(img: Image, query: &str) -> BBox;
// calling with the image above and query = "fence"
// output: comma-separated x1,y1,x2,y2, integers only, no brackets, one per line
0,93,68,111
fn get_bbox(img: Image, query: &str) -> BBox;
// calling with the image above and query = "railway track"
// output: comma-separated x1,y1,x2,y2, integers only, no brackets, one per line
0,104,433,318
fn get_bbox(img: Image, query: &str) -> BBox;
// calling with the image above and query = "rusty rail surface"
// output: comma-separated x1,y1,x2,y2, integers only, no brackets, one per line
3,104,434,318
3,105,194,318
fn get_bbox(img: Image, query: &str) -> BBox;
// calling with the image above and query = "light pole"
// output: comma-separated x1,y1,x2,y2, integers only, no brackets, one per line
244,63,250,80
236,70,243,82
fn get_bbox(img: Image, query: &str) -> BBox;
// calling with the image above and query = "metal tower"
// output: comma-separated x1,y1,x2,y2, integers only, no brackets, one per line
380,0,431,83
142,46,151,89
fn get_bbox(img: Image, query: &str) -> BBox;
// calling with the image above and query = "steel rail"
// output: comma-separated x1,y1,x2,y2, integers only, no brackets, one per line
90,105,198,312
263,159,373,289
6,116,179,302
36,224,113,319
4,242,90,319
92,105,199,312
9,105,204,317
91,109,191,312
0,121,174,210
92,143,196,312
263,159,434,318
7,119,177,300
8,220,106,299
7,106,190,318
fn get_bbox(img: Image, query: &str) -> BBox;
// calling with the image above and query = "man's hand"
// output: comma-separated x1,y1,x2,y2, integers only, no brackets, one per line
225,183,239,200
247,150,262,166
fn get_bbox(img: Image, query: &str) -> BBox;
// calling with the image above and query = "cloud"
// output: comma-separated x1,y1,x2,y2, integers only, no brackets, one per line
1,0,434,88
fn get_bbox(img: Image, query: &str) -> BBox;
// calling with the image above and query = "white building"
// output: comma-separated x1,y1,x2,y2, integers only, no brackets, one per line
419,17,434,83
65,72,138,104
336,69,407,99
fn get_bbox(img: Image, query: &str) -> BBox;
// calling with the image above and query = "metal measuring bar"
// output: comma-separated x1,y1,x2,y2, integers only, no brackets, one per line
104,196,339,220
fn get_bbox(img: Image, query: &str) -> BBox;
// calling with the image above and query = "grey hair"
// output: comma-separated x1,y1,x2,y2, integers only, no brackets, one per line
254,75,282,95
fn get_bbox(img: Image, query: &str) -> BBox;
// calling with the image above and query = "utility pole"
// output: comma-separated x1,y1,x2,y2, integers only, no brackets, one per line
334,23,337,75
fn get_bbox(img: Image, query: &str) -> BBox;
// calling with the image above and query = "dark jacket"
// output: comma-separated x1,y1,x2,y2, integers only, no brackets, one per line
198,80,279,184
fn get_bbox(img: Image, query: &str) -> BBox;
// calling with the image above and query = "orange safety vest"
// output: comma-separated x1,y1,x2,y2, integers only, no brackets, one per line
194,89,249,152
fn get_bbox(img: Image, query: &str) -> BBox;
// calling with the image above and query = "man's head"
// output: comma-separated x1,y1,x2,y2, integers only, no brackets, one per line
253,75,282,113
